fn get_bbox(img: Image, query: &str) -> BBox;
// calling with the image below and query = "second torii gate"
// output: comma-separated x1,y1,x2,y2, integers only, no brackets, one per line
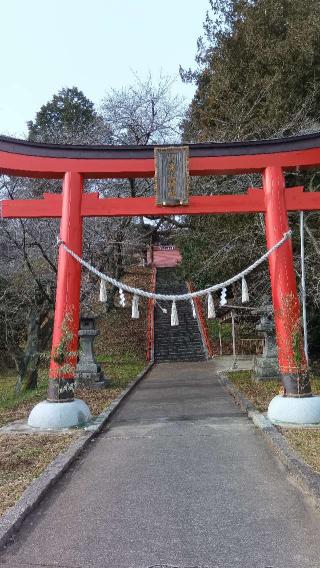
1,133,320,426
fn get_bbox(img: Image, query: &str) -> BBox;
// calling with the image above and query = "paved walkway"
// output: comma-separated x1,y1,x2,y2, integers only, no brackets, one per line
1,361,320,567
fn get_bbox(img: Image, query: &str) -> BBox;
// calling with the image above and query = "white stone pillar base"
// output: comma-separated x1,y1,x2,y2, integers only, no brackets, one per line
268,395,320,425
28,399,92,429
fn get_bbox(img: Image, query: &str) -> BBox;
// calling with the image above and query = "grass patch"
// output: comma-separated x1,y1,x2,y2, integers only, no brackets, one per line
228,370,320,474
228,371,320,413
0,371,16,400
280,429,320,474
0,433,78,516
0,356,145,426
96,352,142,365
0,370,49,427
227,370,280,412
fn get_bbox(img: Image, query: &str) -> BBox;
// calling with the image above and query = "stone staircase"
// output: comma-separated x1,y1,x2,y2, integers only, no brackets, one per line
154,268,207,362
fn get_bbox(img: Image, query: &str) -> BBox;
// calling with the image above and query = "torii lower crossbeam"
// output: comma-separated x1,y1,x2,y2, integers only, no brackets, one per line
2,185,320,218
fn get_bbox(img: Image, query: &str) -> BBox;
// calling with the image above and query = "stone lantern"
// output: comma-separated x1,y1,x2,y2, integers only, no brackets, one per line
75,315,109,389
254,313,281,380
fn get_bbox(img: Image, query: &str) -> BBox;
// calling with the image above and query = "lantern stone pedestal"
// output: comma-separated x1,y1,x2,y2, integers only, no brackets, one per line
254,314,281,380
75,315,109,389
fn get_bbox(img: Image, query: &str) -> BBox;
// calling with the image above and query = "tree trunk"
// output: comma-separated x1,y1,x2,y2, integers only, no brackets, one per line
12,307,40,392
105,285,118,312
105,237,125,312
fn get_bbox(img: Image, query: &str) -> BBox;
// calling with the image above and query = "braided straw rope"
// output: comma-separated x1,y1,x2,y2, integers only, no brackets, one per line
57,231,292,302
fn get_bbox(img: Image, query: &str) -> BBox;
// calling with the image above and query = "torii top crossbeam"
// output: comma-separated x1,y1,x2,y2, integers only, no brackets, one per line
2,131,320,177
1,133,320,218
1,132,320,418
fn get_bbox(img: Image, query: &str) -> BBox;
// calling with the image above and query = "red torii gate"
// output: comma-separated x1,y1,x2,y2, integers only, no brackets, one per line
1,133,320,426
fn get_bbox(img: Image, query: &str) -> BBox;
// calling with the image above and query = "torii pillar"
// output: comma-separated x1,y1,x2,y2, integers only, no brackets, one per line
264,166,320,424
28,172,91,428
264,166,308,391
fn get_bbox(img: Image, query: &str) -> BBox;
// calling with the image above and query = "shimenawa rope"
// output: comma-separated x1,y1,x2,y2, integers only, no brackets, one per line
56,230,292,302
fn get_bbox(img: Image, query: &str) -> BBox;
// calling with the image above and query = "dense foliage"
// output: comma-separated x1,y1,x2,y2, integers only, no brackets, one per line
178,0,320,358
182,0,320,141
27,87,109,144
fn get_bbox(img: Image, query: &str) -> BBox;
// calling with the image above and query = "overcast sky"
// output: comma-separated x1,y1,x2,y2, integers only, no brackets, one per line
0,0,209,138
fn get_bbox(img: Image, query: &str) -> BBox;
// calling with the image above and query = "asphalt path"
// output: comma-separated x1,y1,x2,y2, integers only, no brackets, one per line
1,361,319,568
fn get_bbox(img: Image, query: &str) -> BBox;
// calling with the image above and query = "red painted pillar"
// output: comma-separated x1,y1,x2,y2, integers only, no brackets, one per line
48,172,83,402
263,166,310,396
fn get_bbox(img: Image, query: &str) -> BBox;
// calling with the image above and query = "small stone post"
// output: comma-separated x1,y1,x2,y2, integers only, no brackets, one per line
254,313,281,380
75,315,109,389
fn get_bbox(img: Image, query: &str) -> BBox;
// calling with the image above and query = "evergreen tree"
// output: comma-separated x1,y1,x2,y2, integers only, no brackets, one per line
181,0,320,141
178,0,320,358
27,86,110,144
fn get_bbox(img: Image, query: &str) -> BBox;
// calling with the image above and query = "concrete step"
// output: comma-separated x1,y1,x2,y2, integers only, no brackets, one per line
154,267,206,363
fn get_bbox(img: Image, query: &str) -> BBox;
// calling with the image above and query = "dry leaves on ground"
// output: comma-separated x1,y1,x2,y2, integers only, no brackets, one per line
227,371,280,412
0,399,45,428
0,433,78,516
281,429,320,474
76,387,123,416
